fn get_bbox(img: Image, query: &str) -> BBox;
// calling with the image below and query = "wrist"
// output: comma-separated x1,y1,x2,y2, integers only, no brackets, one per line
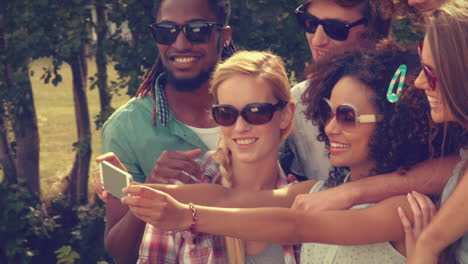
187,203,197,233
415,230,444,256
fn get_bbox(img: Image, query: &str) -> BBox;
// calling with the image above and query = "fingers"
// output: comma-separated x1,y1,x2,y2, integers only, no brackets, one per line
148,150,203,184
163,150,203,176
286,174,298,183
423,193,437,220
94,170,104,196
122,185,167,199
411,191,430,228
291,194,308,211
407,192,422,235
176,149,203,159
398,206,412,234
96,152,128,172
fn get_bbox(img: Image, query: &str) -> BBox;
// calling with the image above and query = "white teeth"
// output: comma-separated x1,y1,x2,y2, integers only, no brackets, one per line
174,57,196,63
317,50,327,57
235,138,257,145
330,142,349,148
426,96,440,105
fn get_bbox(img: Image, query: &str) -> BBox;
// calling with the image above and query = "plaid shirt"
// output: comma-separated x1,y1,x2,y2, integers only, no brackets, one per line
137,152,300,264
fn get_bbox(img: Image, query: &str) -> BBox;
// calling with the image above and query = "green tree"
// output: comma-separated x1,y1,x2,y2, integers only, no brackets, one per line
231,0,309,79
107,0,156,96
38,0,94,204
0,0,42,194
92,0,115,129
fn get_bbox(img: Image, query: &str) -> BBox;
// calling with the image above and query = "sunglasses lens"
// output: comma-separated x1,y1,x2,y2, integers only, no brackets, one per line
319,99,333,124
336,105,357,129
296,11,319,34
150,22,216,45
418,42,437,91
322,21,348,41
423,65,437,90
212,106,238,126
242,104,274,125
186,22,214,43
151,24,178,45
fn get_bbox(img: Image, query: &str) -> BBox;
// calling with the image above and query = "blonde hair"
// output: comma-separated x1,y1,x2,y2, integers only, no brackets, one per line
426,0,468,127
209,50,291,263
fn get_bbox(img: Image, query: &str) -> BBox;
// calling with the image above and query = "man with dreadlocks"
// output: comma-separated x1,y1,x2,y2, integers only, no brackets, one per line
98,0,235,262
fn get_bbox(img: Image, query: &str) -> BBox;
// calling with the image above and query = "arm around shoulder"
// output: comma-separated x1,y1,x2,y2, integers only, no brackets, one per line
333,155,460,208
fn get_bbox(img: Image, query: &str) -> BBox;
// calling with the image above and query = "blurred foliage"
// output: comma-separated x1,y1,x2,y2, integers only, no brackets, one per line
0,180,111,264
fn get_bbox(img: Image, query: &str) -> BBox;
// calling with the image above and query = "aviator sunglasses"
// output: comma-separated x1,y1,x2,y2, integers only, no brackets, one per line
295,4,367,41
149,21,224,45
319,98,382,130
212,101,287,126
418,42,438,90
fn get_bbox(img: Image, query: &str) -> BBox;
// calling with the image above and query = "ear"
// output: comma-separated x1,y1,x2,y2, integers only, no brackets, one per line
280,102,295,130
221,25,232,45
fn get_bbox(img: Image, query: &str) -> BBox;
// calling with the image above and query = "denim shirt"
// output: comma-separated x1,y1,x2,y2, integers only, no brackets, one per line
280,80,331,181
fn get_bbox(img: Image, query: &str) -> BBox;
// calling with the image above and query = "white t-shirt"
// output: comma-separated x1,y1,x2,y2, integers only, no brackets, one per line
185,125,221,151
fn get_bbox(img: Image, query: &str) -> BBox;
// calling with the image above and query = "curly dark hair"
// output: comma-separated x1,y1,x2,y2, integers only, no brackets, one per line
302,39,460,187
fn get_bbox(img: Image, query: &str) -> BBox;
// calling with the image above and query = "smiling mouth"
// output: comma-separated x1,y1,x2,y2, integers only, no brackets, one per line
314,49,328,60
330,142,350,149
171,56,197,63
426,95,441,106
235,138,258,145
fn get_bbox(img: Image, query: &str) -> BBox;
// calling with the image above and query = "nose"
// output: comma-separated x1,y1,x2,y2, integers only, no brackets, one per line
172,28,192,50
414,70,430,91
324,115,341,137
311,25,330,47
233,114,252,132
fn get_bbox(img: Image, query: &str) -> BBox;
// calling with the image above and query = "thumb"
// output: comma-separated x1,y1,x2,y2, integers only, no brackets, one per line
176,149,203,159
287,174,298,183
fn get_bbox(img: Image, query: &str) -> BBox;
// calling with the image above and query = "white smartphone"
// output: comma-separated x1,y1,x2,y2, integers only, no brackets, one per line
99,160,133,199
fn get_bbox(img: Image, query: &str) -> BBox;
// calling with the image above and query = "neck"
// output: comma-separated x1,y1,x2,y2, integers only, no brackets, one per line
230,154,279,191
164,81,216,128
348,164,374,182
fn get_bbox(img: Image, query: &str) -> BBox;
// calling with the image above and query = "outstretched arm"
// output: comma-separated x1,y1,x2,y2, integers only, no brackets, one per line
122,185,415,246
145,179,316,208
407,168,468,264
293,155,459,212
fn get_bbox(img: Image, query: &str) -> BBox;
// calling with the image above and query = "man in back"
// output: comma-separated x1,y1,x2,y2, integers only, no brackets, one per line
99,0,233,262
282,0,394,180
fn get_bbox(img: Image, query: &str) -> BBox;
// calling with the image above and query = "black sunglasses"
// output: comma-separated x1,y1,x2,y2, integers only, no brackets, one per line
295,4,367,41
319,98,381,130
149,21,224,45
212,101,287,126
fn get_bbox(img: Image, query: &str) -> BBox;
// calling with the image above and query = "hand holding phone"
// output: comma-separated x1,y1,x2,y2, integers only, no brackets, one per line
100,160,133,199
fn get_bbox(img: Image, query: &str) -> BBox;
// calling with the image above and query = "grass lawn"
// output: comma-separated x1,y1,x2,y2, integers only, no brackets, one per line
30,57,131,200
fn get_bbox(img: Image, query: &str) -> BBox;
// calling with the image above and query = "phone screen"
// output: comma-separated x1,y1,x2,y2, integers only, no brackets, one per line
100,161,133,199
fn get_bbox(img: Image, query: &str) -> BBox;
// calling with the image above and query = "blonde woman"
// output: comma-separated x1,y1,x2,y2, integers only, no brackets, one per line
103,50,299,263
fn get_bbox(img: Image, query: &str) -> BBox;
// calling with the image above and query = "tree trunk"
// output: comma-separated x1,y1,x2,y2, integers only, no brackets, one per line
0,14,40,192
0,114,17,184
95,0,112,119
66,51,92,205
11,65,41,194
